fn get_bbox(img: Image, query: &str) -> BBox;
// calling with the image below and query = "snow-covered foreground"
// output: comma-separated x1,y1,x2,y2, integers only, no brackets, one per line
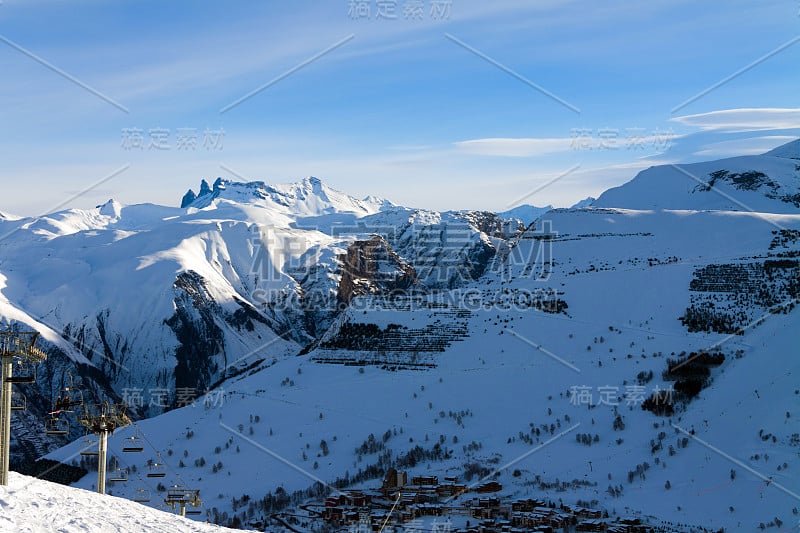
0,472,237,533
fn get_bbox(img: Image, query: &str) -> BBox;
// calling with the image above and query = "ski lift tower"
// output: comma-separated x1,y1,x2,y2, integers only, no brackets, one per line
77,401,131,494
0,330,47,485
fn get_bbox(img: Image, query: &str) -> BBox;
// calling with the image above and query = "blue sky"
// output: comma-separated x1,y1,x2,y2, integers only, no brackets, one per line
1,0,799,215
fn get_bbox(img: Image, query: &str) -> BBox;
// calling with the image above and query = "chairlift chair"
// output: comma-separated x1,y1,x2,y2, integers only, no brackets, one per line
146,461,166,478
108,467,129,483
44,416,69,436
133,487,151,503
10,391,26,411
5,359,36,383
79,435,98,456
165,486,185,502
57,373,84,412
122,433,144,453
55,390,84,413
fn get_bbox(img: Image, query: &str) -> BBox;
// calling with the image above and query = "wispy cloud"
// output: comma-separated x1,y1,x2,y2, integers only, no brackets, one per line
455,133,680,158
691,135,798,157
455,137,574,157
671,108,800,132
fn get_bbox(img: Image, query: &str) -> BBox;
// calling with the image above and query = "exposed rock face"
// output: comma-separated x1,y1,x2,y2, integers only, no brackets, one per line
338,235,419,304
460,211,524,239
180,189,197,208
164,271,226,403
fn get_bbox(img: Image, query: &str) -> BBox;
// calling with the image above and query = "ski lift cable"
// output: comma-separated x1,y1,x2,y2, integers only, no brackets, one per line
130,424,187,487
104,452,165,502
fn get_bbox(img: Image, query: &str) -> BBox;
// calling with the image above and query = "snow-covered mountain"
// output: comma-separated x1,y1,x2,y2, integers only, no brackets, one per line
3,139,800,531
181,176,395,216
569,196,596,209
595,140,800,212
496,204,553,226
496,198,594,226
0,175,516,464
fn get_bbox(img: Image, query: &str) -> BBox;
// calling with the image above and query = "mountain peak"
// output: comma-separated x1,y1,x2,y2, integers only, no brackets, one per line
97,199,123,218
764,137,800,159
199,179,213,196
496,204,553,225
180,176,394,217
180,189,197,208
570,196,596,209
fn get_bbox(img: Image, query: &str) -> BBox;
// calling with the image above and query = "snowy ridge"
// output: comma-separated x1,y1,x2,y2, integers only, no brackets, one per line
765,137,800,159
595,142,800,212
496,204,553,226
183,177,394,217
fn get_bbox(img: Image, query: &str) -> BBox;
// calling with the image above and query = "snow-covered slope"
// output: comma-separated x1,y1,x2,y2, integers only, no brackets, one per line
10,139,800,532
0,472,234,532
0,176,516,464
595,142,800,212
47,201,800,529
764,137,800,159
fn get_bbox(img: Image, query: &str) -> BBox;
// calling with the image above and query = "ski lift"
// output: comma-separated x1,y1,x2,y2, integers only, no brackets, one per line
54,393,81,413
107,457,128,482
54,384,84,412
133,486,151,503
146,460,166,478
122,431,144,453
165,485,185,502
44,416,69,436
80,436,99,456
185,500,204,516
108,467,129,483
60,371,80,393
10,391,26,411
5,359,36,383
